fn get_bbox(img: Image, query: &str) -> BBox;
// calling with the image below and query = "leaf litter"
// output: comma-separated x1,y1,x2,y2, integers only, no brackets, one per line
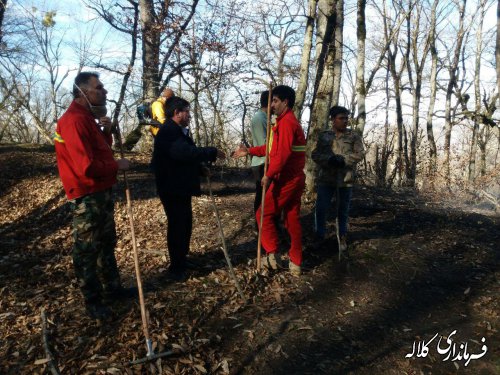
0,145,498,374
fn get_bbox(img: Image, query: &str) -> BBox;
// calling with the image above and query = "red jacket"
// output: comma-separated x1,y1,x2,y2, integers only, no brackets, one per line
249,108,305,183
54,101,118,199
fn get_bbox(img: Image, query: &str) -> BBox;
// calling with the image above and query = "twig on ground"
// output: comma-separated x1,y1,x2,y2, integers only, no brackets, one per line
40,308,61,375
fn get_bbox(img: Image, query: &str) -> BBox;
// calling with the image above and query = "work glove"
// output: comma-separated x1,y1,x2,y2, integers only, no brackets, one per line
328,154,346,168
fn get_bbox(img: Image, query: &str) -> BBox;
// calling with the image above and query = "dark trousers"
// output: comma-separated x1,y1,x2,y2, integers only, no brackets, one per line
251,164,265,213
159,192,192,270
314,185,353,238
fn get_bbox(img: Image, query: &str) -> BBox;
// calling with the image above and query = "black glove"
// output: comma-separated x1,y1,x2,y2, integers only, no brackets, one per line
328,154,346,168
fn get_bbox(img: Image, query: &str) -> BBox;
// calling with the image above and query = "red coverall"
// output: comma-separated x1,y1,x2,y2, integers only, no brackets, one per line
249,108,306,266
54,101,118,200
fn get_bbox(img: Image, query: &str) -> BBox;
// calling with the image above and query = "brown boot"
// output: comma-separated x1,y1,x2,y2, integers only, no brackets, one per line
289,261,301,277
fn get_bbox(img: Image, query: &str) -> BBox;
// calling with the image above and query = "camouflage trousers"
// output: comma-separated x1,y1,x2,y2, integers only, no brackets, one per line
69,189,121,303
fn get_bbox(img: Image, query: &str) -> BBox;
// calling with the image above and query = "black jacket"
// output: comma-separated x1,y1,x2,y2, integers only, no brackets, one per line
152,119,217,196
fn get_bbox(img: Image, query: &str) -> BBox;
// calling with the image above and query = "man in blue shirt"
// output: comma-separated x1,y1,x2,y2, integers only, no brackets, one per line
250,91,269,212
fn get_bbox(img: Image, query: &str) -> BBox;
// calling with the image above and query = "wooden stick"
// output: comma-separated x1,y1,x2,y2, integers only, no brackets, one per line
112,120,153,357
335,186,342,261
206,175,246,303
257,82,273,271
40,309,61,375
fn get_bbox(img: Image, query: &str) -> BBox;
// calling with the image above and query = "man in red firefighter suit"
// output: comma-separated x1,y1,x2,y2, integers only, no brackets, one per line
233,85,306,276
54,72,136,321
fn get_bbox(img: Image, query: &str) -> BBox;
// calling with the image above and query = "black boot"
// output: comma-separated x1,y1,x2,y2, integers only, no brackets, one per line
104,286,139,302
85,299,113,321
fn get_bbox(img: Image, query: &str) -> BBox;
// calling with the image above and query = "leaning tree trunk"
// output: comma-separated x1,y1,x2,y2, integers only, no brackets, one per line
113,2,139,151
294,0,317,119
305,0,338,197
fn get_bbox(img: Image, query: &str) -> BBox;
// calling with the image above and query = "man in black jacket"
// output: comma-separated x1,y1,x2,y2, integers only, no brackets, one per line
152,96,225,280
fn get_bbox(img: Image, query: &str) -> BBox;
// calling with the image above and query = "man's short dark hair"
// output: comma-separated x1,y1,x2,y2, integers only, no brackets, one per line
272,85,295,108
73,72,99,98
329,105,350,119
260,91,270,108
164,96,190,118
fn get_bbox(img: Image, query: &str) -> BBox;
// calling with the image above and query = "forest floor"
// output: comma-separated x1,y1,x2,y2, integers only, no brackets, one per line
0,144,499,375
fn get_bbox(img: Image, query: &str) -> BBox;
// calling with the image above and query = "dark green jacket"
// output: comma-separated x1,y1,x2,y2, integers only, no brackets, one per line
312,129,364,187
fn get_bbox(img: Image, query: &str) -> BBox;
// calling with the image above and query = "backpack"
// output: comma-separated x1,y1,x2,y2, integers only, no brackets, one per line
137,101,153,122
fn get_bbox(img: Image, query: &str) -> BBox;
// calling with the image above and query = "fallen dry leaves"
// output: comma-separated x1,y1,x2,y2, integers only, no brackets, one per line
0,145,498,374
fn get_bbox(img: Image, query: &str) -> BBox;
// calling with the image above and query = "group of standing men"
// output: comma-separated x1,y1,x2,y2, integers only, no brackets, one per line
234,88,364,275
54,72,363,321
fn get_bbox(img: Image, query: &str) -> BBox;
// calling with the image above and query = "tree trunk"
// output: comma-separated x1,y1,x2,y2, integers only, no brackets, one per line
497,0,500,97
478,126,490,176
123,0,198,150
0,0,7,45
355,0,366,134
331,0,344,106
443,0,467,183
305,0,338,196
139,0,160,101
388,46,404,186
113,2,139,150
426,0,439,179
407,2,432,187
294,0,317,119
469,0,487,181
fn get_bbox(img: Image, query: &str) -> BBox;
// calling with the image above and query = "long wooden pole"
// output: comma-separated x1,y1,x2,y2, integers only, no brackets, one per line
256,82,273,271
111,120,153,357
206,175,246,302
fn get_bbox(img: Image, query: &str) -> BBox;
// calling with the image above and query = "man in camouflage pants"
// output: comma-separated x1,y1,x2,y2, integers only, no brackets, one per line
55,72,136,321
70,190,121,304
311,105,364,253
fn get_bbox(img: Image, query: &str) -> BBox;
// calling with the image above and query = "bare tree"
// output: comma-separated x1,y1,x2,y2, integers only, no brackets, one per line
384,0,407,186
0,0,6,45
355,0,407,135
405,1,433,187
239,1,304,87
331,0,344,106
443,0,467,184
112,1,139,146
374,66,394,187
354,0,366,134
294,0,317,119
305,0,339,194
30,11,70,124
497,0,500,97
0,7,70,144
86,0,199,149
468,0,488,181
425,0,439,178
